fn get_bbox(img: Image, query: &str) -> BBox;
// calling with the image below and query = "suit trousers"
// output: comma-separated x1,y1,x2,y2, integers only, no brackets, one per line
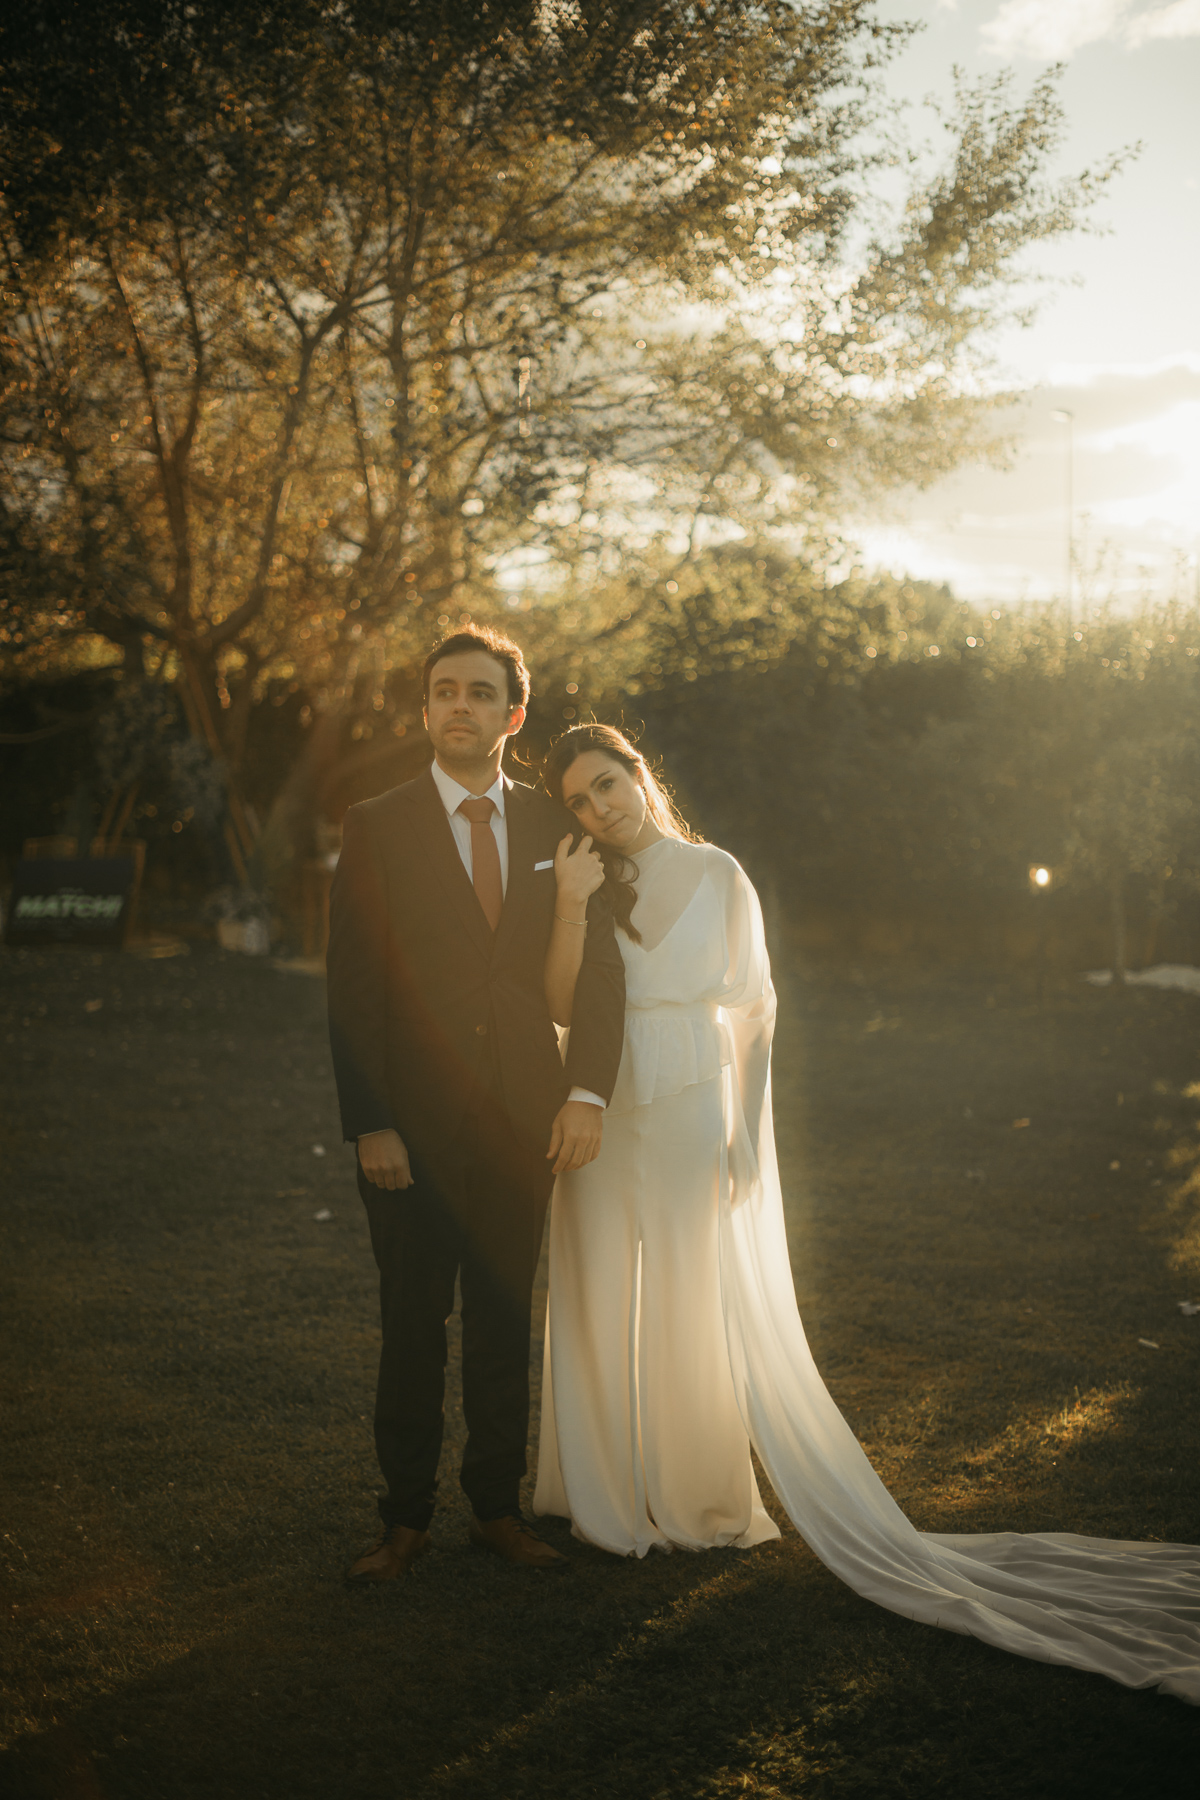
359,1102,551,1531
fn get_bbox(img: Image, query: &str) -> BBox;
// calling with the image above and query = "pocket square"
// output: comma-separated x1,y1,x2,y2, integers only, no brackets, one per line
534,859,554,871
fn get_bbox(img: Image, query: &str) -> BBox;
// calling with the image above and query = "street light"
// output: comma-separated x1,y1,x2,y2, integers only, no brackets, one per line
1051,408,1074,632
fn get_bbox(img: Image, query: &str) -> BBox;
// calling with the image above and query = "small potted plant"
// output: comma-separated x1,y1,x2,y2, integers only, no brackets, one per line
205,886,272,955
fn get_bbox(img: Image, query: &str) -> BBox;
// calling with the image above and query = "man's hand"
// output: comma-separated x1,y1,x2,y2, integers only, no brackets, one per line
357,1128,413,1191
547,1101,603,1176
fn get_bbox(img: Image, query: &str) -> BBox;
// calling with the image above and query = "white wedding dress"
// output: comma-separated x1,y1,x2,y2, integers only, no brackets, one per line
534,835,1200,1704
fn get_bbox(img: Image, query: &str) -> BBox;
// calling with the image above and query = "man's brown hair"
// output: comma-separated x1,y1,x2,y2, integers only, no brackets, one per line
422,626,530,711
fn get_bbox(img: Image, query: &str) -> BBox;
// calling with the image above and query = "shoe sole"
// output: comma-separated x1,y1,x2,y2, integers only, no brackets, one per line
468,1534,569,1571
344,1540,431,1585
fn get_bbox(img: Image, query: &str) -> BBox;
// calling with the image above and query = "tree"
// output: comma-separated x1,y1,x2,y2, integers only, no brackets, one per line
1,3,1126,893
617,593,1200,973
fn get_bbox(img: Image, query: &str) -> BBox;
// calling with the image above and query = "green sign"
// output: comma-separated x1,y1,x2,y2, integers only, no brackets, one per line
4,857,136,948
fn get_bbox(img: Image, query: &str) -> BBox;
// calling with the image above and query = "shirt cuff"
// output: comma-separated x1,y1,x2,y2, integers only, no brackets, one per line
567,1086,606,1110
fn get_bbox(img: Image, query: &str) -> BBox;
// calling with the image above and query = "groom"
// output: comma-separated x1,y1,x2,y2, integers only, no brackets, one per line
327,626,625,1580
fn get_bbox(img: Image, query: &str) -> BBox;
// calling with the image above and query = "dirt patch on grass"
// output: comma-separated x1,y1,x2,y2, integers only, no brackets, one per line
2,945,1198,1798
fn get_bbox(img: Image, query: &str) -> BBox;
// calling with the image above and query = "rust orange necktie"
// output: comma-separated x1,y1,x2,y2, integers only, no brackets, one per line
457,796,503,932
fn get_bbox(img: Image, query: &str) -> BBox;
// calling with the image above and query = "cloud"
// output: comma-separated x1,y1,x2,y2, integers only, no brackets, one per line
1126,0,1200,44
861,358,1200,604
981,0,1128,59
980,0,1200,58
1043,356,1200,435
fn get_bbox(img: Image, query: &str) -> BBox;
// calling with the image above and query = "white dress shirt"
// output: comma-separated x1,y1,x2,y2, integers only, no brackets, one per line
429,759,511,893
430,758,604,1112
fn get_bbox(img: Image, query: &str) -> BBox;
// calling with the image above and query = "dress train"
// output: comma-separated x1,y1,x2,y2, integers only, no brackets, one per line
534,837,1200,1704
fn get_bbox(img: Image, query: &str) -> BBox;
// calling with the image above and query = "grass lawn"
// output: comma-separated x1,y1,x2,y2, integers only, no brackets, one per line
2,940,1199,1799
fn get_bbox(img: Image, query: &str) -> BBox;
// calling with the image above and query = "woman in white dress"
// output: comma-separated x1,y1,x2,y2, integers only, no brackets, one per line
533,723,1200,1706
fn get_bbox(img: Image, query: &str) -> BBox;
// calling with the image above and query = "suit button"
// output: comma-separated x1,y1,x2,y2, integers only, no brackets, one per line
475,1023,487,1036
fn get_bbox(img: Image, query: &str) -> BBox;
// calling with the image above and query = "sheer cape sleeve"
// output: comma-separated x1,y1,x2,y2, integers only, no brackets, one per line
716,859,1200,1706
707,851,776,1209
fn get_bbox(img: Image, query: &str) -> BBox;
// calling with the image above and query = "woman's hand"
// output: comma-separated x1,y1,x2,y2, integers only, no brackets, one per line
553,832,604,918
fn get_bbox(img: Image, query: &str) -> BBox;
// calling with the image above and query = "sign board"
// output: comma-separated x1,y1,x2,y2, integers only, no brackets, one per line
3,857,137,949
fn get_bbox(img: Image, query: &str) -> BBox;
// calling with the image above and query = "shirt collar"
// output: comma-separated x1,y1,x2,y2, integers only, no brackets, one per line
430,759,509,820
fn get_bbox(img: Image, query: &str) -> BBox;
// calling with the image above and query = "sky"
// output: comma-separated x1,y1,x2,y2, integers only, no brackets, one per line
859,0,1200,606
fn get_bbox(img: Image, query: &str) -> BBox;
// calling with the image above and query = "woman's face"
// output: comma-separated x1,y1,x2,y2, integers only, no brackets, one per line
560,750,659,851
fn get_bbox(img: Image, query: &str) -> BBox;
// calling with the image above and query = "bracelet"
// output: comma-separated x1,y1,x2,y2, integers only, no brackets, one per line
555,912,588,926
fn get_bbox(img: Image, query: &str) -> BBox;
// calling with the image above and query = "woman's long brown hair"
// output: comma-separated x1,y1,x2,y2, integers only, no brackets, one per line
541,725,700,942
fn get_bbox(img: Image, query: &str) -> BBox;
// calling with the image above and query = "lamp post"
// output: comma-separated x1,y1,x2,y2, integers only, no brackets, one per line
1051,408,1074,633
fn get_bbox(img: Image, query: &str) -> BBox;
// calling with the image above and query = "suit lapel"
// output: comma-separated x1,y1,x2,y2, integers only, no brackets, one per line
404,769,494,959
493,782,539,959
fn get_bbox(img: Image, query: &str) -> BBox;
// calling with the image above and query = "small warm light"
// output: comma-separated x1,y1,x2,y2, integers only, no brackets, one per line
1030,865,1051,889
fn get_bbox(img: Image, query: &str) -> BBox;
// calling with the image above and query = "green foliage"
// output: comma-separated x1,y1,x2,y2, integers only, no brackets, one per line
623,595,1200,968
1,2,1119,785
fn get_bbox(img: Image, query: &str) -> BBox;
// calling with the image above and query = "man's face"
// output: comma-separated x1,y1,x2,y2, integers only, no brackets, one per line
424,651,524,770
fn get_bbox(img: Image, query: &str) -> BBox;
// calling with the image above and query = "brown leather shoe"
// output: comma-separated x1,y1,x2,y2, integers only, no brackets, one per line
345,1522,431,1585
469,1514,568,1570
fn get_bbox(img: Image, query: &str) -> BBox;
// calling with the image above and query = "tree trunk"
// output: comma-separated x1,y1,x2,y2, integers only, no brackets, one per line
221,659,261,776
1142,885,1164,968
253,706,347,904
1109,872,1127,986
173,646,258,880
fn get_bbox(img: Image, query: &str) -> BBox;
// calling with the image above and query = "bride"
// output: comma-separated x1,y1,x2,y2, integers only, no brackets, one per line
532,722,1200,1706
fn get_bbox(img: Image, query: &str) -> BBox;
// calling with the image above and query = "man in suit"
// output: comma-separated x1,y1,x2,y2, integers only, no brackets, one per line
327,626,625,1580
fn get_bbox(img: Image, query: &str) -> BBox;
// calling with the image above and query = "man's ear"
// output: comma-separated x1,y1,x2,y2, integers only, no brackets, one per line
505,704,527,738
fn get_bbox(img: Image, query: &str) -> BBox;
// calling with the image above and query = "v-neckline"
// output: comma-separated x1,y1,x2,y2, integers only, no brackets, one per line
624,864,708,955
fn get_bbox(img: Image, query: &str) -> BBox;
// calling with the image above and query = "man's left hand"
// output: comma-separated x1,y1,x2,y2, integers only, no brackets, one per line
547,1100,603,1175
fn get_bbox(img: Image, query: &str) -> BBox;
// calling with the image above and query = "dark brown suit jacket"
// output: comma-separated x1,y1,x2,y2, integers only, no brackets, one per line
326,769,626,1176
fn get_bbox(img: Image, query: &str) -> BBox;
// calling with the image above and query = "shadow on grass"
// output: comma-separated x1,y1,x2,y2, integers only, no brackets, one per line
5,1513,1199,1800
3,950,1200,1799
